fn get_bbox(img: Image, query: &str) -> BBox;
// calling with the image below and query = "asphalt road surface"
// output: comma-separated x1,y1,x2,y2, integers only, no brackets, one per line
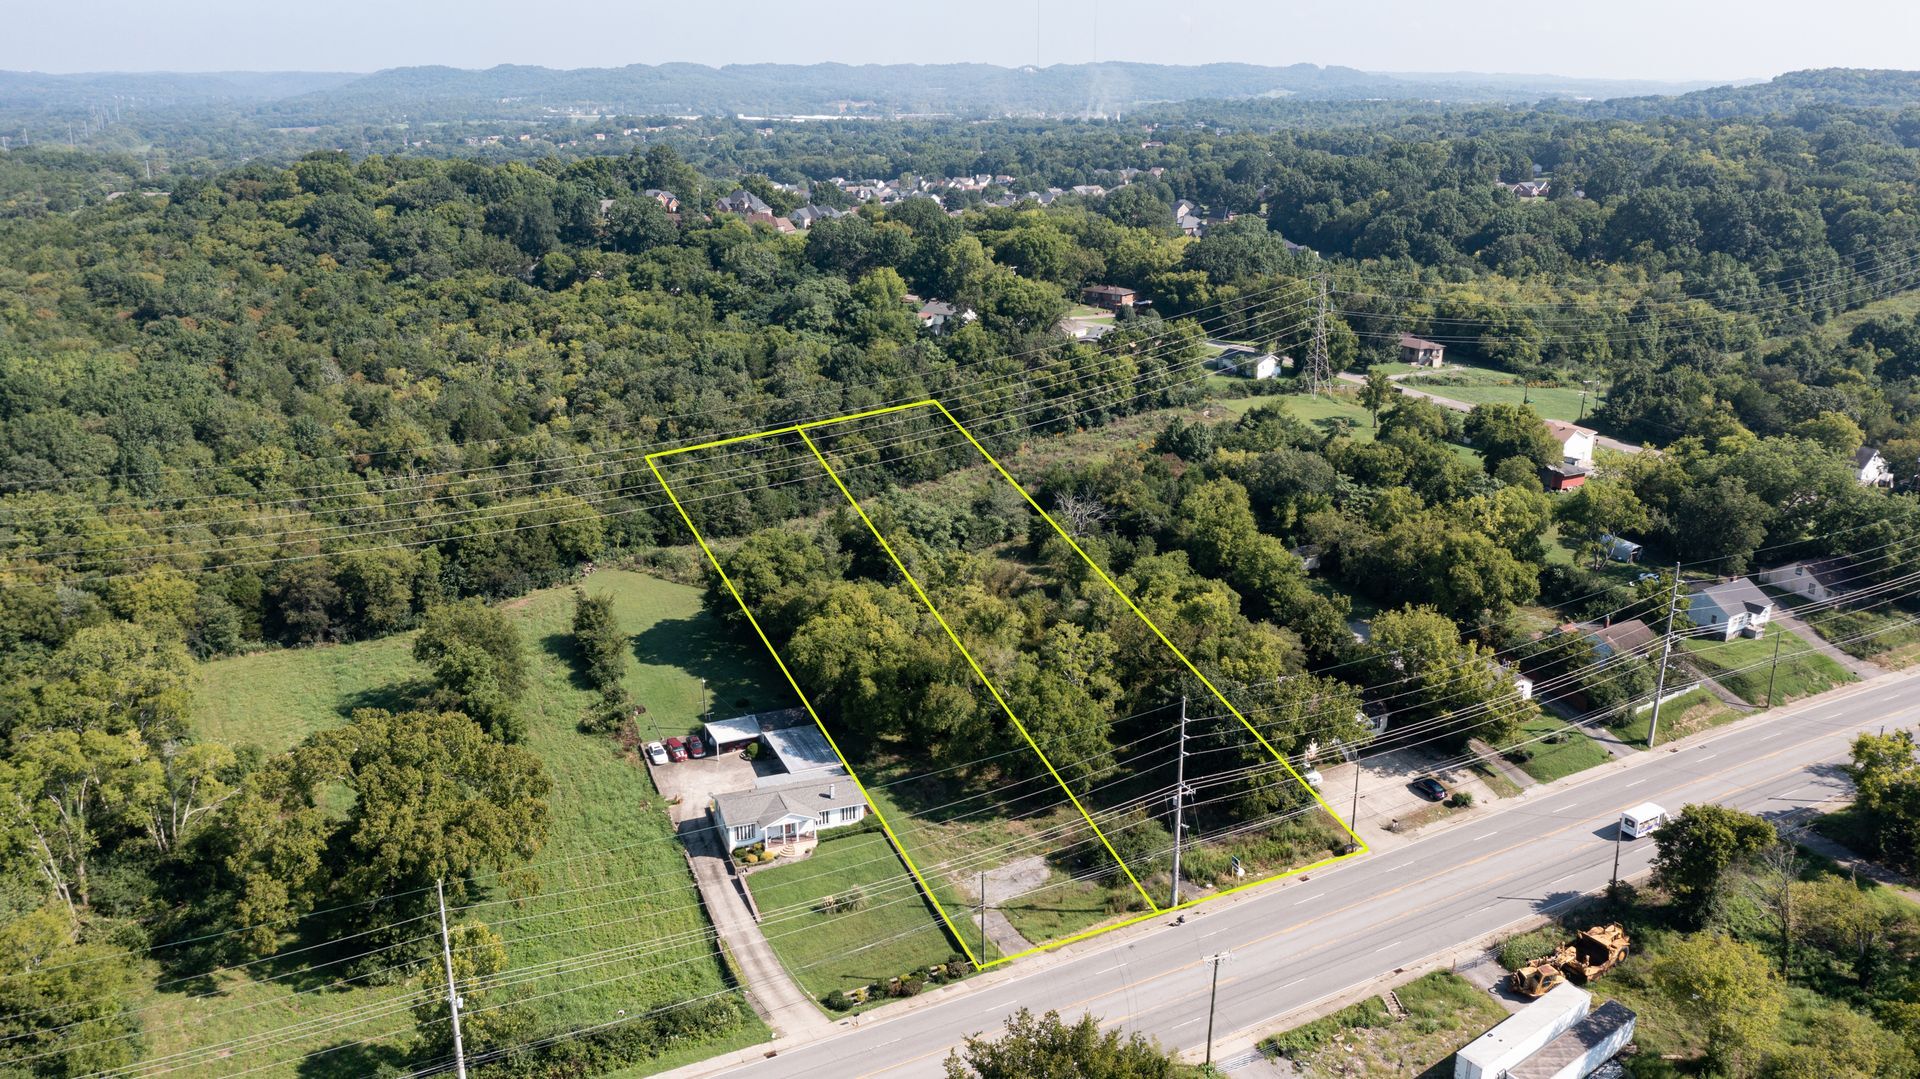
704,672,1917,1078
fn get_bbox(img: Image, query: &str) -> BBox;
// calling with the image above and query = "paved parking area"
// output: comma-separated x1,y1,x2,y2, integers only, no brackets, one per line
647,750,759,824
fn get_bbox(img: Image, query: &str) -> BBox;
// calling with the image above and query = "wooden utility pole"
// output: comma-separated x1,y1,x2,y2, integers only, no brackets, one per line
1170,695,1189,908
436,879,469,1079
1645,564,1683,748
1203,951,1232,1067
977,869,987,958
1765,629,1784,708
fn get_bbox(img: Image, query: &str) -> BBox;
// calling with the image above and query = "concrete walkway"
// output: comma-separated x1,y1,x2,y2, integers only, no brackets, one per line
678,817,836,1041
1771,609,1883,680
1538,696,1636,760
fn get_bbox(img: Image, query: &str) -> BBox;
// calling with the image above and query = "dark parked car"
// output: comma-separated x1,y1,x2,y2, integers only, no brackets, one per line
664,736,688,763
686,735,707,759
1411,776,1448,802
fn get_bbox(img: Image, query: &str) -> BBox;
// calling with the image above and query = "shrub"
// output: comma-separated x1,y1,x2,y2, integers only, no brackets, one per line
1260,996,1392,1059
744,740,761,760
1498,926,1569,971
944,954,973,979
824,990,854,1012
1448,791,1475,808
1180,847,1232,886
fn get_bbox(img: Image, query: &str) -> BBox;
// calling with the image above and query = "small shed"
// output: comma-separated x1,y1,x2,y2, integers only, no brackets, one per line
1599,534,1642,563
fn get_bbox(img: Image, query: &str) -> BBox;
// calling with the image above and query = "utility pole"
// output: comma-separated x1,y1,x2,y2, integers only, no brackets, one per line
1349,758,1362,834
1765,628,1784,708
1610,812,1624,889
435,879,469,1079
977,869,987,959
1203,951,1232,1067
1578,379,1596,422
1644,564,1683,749
1170,695,1189,908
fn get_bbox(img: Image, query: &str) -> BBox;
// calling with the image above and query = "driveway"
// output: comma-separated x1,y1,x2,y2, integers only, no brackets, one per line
648,753,835,1041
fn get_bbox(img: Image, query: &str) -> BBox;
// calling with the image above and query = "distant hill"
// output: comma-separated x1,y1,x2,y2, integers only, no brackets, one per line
1590,68,1920,118
0,62,1720,127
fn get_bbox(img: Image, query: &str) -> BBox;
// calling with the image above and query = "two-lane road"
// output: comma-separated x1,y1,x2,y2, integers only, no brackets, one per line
697,674,1915,1078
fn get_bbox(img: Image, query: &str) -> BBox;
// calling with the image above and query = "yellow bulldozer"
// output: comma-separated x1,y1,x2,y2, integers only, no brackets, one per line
1507,924,1631,997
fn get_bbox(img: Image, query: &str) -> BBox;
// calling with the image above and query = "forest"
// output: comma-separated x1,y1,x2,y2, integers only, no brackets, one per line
3,73,1920,1077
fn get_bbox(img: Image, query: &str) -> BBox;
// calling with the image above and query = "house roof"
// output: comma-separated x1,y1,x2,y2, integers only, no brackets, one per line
1398,332,1442,350
1692,577,1775,617
1855,446,1884,468
1083,284,1135,297
703,714,765,745
758,723,845,785
1541,462,1591,479
1589,618,1657,656
714,778,864,832
1543,419,1596,444
1773,556,1857,591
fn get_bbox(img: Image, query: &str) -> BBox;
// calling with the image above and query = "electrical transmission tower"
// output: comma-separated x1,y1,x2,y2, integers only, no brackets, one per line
1303,277,1334,394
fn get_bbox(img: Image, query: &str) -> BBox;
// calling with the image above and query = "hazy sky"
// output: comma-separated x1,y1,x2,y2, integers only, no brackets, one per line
9,0,1917,82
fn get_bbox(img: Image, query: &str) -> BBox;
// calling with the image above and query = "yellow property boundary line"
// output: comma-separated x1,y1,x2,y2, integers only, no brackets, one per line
646,400,1368,971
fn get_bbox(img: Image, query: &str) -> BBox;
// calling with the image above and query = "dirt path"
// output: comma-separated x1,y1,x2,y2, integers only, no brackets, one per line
1335,370,1649,455
1771,608,1883,680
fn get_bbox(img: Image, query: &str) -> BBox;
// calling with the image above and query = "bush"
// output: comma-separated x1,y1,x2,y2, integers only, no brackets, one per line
1497,926,1568,971
1179,847,1232,887
1447,791,1475,808
744,740,761,760
1260,996,1392,1059
824,989,854,1012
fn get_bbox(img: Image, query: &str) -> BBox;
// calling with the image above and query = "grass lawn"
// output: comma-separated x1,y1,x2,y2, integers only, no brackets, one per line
1505,715,1611,783
1400,362,1604,425
1258,971,1508,1075
743,830,972,1007
1798,605,1920,668
1680,623,1853,706
1609,687,1739,748
172,570,775,1076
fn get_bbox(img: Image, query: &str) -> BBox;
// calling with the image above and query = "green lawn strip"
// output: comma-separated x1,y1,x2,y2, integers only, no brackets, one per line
742,830,971,1008
1504,714,1611,784
1608,687,1737,747
1259,971,1507,1074
1795,605,1920,665
175,570,773,1073
1679,623,1853,705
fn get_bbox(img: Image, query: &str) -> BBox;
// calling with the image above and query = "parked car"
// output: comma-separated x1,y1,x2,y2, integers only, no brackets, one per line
1411,776,1448,802
664,736,688,763
646,741,669,767
1301,768,1325,789
686,735,708,759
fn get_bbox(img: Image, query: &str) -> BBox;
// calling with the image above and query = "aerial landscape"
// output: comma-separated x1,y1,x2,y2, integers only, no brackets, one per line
3,2,1920,1077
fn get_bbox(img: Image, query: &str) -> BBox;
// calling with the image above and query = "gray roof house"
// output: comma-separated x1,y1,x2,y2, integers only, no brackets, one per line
1687,578,1776,640
712,778,867,851
715,189,772,215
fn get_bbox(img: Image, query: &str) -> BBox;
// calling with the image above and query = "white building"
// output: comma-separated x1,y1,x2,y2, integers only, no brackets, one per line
1211,346,1284,380
712,778,867,851
1686,578,1776,640
1758,558,1855,603
1544,421,1598,468
1855,446,1895,488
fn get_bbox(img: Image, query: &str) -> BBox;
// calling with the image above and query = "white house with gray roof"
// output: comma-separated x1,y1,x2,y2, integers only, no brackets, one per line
712,778,867,851
1686,577,1776,640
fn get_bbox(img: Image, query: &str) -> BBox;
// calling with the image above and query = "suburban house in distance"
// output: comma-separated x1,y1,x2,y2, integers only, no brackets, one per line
1687,578,1776,640
1399,332,1445,367
1759,557,1856,603
713,779,868,852
1545,420,1598,468
1855,446,1896,488
1583,618,1657,660
1211,346,1285,380
914,298,975,335
1081,284,1137,311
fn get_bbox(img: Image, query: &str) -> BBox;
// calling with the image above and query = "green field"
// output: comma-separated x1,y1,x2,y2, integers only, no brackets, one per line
1400,363,1604,424
1680,623,1853,706
1506,715,1612,783
1763,588,1920,669
172,570,774,1076
742,830,971,1007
